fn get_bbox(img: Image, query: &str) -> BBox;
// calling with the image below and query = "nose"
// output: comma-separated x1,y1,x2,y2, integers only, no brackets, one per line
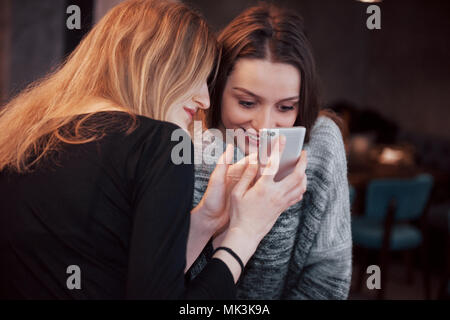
193,82,210,110
252,106,274,130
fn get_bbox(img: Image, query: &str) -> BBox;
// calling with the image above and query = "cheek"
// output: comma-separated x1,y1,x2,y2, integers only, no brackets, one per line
287,112,298,126
165,103,187,130
274,111,297,128
221,95,251,128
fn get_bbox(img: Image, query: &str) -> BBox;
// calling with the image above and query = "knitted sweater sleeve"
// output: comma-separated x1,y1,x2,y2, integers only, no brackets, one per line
282,116,353,300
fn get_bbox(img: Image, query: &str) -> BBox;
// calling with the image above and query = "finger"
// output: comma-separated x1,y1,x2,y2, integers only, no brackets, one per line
284,176,307,206
230,152,252,171
231,153,259,198
227,155,251,182
224,143,234,165
210,144,234,183
287,194,304,208
278,150,308,190
260,135,286,181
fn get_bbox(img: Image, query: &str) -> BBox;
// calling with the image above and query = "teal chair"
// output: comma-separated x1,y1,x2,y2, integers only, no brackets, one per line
349,184,356,207
352,174,434,299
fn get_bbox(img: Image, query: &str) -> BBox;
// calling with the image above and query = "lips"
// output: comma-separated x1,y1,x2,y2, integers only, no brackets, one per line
183,107,196,120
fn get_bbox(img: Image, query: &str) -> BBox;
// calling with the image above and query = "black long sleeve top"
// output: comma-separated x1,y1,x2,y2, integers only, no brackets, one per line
0,111,235,299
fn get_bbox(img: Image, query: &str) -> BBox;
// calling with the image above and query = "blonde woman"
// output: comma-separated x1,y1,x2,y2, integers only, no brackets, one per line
0,0,307,299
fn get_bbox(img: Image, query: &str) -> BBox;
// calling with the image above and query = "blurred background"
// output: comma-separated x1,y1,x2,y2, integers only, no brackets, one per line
0,0,449,300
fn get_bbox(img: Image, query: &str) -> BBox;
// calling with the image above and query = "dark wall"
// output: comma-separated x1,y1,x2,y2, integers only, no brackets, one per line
64,0,94,56
0,0,11,105
187,0,450,140
10,0,65,97
7,0,450,140
8,0,94,98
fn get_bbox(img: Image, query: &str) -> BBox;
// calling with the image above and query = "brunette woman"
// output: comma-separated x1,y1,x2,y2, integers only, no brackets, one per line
188,3,352,299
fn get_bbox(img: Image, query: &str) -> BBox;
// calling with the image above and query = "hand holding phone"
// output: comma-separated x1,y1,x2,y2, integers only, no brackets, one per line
258,126,306,182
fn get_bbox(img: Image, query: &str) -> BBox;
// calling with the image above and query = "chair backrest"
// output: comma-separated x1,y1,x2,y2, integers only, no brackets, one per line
349,184,356,206
365,174,434,222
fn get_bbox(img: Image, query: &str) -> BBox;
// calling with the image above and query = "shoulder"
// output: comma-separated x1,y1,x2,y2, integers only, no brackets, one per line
130,114,193,169
305,116,346,172
307,116,345,156
102,111,190,150
81,111,184,145
131,113,185,143
93,111,194,180
295,117,351,253
302,116,348,209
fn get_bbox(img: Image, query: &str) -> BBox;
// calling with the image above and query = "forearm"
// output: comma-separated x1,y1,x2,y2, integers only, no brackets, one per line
185,204,217,272
186,211,259,284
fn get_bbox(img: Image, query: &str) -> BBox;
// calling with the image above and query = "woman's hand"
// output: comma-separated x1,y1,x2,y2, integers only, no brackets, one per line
216,135,308,248
212,135,308,282
195,144,233,227
187,145,258,272
194,144,250,234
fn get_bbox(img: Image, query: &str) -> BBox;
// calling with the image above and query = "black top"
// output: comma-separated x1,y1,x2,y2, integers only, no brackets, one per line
0,111,235,299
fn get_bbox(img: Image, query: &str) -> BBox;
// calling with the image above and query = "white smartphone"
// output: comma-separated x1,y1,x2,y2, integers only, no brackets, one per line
258,126,306,182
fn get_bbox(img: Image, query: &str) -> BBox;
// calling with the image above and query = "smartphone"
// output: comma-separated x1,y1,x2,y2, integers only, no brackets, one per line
258,126,306,182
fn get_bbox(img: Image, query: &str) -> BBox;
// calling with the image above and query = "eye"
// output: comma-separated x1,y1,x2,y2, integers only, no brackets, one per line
239,100,255,108
279,105,295,112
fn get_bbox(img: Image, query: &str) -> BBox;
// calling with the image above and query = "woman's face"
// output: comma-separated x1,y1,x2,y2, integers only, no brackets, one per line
166,81,210,131
220,58,301,155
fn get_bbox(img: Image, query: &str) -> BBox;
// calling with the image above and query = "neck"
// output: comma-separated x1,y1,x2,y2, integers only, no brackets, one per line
79,97,124,115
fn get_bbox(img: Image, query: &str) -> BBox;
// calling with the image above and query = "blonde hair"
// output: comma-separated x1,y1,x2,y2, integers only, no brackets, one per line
0,0,217,173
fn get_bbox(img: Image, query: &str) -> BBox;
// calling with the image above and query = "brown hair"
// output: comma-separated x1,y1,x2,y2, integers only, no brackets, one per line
0,0,218,173
203,3,325,142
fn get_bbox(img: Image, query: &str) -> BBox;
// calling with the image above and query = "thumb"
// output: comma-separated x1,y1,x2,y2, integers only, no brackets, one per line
232,153,258,198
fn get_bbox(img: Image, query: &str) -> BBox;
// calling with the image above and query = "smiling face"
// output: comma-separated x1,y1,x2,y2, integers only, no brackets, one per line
219,58,301,155
166,81,210,132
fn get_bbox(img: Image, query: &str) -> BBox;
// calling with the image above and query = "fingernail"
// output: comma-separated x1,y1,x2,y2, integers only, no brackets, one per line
280,135,286,145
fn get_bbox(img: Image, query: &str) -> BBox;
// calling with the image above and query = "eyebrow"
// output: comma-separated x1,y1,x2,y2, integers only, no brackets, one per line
232,87,299,103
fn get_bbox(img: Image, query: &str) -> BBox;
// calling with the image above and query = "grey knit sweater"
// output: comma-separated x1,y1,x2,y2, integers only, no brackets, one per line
187,116,353,299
